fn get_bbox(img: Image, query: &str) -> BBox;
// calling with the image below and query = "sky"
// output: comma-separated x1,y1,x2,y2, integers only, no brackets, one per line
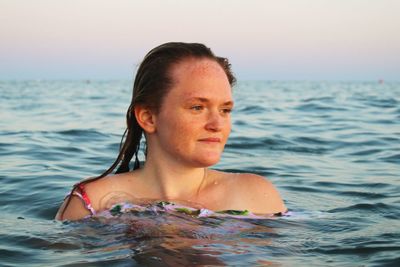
1,0,399,81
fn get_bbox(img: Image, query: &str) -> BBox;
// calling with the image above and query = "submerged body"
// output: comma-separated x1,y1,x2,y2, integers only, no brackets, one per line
56,43,286,221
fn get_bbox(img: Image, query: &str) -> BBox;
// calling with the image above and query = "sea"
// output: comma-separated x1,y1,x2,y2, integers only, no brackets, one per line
0,80,399,266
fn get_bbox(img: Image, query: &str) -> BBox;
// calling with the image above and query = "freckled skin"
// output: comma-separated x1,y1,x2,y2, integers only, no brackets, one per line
151,58,233,167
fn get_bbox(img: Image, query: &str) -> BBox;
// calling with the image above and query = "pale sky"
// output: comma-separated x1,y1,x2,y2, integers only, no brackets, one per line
1,0,399,80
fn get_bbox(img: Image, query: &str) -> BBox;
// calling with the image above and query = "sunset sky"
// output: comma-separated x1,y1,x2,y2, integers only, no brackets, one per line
1,0,399,80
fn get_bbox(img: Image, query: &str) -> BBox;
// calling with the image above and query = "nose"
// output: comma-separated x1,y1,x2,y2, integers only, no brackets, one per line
205,110,224,132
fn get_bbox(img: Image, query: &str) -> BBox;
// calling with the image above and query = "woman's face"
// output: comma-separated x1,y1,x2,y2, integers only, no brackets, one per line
152,58,233,167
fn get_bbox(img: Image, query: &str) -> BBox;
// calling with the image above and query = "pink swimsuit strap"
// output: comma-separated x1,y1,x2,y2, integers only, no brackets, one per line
66,183,96,215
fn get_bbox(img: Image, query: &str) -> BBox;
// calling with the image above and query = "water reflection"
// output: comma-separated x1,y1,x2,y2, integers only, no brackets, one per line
69,213,280,266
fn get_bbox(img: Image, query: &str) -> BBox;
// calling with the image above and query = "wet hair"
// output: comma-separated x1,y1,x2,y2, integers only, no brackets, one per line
59,42,236,219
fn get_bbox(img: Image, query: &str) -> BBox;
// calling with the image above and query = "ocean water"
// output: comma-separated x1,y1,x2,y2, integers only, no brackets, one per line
0,80,399,266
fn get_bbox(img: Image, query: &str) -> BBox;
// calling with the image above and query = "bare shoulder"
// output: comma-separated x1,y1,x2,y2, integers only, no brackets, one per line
236,173,276,190
56,171,141,221
82,171,141,209
212,170,275,190
211,171,286,214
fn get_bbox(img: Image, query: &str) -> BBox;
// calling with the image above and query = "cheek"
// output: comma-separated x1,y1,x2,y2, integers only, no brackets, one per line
159,114,197,143
171,116,196,133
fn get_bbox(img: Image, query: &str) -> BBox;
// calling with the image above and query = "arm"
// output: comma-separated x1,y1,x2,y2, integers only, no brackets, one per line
55,192,92,221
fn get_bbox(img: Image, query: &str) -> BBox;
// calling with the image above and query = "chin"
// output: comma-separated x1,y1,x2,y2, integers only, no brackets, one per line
193,154,221,167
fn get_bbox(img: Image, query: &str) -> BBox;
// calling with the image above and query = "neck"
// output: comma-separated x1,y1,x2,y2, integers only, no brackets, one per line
141,156,207,201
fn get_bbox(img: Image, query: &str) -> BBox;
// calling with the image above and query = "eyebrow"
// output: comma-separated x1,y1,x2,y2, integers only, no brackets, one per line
186,97,234,106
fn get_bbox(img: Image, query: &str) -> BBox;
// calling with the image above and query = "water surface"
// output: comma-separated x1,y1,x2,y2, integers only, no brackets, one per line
1,80,399,266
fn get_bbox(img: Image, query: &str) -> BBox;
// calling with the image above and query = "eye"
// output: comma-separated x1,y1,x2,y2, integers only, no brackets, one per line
221,107,233,114
191,105,204,111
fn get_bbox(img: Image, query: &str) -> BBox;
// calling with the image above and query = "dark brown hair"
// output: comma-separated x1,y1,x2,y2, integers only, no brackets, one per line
59,42,236,219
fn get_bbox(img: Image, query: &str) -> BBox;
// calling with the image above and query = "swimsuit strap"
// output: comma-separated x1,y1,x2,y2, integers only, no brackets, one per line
65,183,96,216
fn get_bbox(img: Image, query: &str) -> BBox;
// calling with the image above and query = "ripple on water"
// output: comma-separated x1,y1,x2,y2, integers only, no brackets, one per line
327,202,399,217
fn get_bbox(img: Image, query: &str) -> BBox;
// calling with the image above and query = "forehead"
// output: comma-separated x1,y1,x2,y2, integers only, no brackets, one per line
160,58,233,110
170,58,228,83
169,58,232,98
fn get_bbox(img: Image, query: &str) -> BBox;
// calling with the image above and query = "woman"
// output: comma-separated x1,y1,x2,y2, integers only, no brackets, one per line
56,42,286,221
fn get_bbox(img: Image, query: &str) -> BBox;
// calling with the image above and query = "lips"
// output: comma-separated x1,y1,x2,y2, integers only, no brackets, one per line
198,137,221,143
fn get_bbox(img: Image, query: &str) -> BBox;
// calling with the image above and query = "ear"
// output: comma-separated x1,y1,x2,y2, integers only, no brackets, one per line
134,105,157,134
